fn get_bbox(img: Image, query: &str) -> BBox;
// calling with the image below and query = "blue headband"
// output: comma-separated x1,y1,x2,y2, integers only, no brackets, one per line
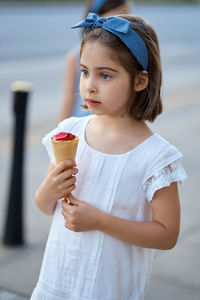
91,0,107,13
71,13,149,70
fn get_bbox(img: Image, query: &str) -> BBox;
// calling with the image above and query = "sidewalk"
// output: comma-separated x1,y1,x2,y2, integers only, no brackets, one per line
0,289,28,300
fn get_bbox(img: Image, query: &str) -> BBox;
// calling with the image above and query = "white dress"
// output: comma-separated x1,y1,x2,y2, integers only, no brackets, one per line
30,116,187,300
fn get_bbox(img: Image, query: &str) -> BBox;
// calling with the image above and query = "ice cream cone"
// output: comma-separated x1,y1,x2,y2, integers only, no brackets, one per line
51,137,79,164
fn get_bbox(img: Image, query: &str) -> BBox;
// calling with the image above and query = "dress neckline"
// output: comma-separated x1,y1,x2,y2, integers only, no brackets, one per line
81,116,157,158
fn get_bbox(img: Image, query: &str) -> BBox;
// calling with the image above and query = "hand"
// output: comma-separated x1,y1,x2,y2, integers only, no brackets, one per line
41,160,78,202
61,194,101,232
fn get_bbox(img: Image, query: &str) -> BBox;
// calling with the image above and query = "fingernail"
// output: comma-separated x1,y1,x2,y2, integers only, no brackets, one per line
73,168,78,174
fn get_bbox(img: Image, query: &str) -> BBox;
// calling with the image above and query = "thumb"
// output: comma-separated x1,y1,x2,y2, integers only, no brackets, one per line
68,194,80,206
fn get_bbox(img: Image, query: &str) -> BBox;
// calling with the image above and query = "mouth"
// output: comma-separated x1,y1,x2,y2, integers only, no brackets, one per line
86,99,101,107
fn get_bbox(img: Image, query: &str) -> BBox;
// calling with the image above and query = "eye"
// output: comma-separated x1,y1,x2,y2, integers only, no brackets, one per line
101,73,111,80
81,69,89,77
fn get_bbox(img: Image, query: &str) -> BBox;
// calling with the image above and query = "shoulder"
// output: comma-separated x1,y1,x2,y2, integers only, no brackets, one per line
65,116,90,134
56,116,90,135
65,51,79,74
157,134,182,155
43,116,88,143
150,134,182,160
66,44,80,62
143,134,183,182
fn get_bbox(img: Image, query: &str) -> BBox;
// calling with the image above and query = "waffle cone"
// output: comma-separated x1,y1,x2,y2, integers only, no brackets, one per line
51,137,79,164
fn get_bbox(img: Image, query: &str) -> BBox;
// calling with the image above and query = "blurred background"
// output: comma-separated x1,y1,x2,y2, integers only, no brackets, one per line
0,0,199,299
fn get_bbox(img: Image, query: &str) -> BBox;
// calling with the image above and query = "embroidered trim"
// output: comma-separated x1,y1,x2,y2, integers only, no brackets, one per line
143,159,187,202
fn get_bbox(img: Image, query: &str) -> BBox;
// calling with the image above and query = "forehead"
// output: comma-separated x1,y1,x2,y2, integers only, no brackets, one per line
80,40,119,65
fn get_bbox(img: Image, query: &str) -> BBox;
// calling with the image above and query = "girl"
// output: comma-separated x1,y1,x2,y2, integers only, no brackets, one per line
59,0,130,121
31,13,187,300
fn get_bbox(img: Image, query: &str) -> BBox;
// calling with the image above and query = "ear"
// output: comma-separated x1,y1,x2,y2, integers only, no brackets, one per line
133,71,149,92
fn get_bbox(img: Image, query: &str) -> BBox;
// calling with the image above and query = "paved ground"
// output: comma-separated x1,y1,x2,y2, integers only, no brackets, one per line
0,3,200,300
0,290,28,300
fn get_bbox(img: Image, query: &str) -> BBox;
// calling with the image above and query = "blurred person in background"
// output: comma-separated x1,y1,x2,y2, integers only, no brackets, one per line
59,0,130,121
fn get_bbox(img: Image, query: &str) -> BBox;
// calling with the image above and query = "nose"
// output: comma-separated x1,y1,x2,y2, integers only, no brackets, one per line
85,76,97,94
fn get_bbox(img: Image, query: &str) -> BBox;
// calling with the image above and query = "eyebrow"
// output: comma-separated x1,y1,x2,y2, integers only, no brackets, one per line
80,64,118,73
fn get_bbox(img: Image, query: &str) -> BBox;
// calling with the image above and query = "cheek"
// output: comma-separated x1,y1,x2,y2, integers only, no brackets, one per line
111,81,131,100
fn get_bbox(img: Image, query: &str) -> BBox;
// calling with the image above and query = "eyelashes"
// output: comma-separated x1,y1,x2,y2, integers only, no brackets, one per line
81,69,89,77
101,73,111,80
80,69,112,80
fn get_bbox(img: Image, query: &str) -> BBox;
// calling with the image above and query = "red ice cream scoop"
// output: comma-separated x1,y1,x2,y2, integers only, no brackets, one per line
51,132,76,141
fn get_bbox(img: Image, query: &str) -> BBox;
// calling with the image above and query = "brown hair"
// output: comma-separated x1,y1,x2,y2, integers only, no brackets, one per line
80,14,163,122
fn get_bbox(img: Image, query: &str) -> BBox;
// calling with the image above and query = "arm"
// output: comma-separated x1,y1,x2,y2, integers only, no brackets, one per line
35,161,78,215
62,182,180,250
98,182,180,249
59,51,79,121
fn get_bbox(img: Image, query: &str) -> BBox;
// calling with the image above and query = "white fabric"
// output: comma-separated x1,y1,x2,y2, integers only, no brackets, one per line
30,116,187,300
144,160,187,202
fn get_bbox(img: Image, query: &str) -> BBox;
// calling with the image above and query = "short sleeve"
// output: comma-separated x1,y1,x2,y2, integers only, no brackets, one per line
143,159,187,202
42,117,76,165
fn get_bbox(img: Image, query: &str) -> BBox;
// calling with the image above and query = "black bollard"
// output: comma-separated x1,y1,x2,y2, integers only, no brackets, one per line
3,81,32,246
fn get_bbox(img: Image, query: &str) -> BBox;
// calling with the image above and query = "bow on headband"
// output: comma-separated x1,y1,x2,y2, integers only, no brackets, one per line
71,13,149,70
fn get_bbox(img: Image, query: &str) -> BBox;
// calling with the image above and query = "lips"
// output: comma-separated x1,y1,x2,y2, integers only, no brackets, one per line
86,99,101,107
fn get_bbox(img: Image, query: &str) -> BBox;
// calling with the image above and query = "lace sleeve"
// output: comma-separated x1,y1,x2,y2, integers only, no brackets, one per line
143,159,187,202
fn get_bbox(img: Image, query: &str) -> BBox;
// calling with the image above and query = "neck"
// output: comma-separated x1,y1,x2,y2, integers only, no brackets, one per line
92,114,145,132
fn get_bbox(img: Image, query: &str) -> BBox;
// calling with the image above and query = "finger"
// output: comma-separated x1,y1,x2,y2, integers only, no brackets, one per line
54,160,76,175
57,178,75,199
68,194,80,206
54,171,76,194
62,198,76,213
62,207,74,219
63,184,76,199
61,199,68,209
60,176,76,191
59,167,78,181
61,199,72,211
65,222,72,231
61,208,70,218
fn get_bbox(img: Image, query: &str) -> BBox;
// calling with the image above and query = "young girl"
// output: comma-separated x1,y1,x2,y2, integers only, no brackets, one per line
59,0,130,121
31,13,187,300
